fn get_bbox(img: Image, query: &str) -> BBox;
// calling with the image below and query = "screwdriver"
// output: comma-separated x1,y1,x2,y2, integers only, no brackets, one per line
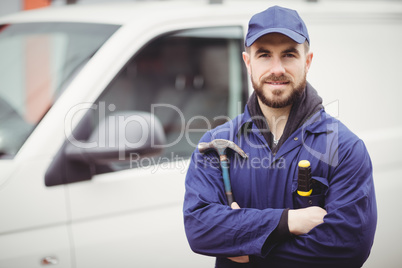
297,160,312,197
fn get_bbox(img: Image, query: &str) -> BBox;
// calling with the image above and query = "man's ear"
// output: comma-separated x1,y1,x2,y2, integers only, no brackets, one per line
305,52,313,73
242,51,251,75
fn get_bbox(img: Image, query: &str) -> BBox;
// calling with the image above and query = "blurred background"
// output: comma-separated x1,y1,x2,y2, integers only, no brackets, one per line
0,0,161,17
2,0,402,17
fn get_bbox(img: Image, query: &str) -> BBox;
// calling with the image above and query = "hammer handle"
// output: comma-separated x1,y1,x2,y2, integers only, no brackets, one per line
220,160,234,205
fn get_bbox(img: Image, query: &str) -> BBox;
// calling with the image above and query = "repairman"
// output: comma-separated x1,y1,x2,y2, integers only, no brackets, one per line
183,5,377,268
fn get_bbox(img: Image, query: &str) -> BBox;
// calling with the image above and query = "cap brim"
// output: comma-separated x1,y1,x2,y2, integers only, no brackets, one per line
246,28,306,47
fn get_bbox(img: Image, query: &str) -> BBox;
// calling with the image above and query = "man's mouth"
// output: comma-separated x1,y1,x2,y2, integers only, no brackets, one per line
267,81,289,85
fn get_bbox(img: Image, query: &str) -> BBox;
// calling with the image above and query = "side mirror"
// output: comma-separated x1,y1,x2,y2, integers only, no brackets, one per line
65,111,166,164
45,111,166,186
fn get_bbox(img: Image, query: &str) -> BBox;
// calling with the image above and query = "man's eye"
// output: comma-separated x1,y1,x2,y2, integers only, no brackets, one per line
259,54,269,58
284,53,296,58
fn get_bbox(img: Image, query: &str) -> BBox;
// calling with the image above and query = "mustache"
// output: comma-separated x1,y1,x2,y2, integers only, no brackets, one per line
262,74,292,82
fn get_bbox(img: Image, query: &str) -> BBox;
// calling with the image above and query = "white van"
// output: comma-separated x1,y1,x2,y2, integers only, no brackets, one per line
0,1,401,267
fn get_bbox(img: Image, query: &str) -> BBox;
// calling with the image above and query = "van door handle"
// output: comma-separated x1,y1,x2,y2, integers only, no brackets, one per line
41,256,59,265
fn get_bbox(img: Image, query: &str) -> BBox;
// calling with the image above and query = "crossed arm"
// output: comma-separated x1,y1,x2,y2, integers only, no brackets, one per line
228,202,327,263
184,140,376,267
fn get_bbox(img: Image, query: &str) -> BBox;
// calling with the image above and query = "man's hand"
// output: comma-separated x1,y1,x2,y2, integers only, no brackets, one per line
288,206,327,235
227,202,250,264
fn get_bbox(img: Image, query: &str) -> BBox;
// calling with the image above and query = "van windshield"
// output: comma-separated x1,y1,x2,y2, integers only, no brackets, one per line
0,22,119,159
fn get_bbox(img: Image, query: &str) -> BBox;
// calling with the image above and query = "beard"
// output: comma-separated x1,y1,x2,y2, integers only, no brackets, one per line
252,72,307,108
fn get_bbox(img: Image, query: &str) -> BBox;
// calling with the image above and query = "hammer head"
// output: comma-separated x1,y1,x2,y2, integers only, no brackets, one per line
198,139,248,159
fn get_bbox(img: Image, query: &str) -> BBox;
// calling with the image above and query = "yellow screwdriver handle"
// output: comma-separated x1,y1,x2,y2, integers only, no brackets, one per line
297,160,312,197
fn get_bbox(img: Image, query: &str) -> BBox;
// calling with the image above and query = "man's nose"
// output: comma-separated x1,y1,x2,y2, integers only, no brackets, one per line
270,57,286,76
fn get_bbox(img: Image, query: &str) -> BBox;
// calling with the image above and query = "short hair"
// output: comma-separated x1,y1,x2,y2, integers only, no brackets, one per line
303,41,310,53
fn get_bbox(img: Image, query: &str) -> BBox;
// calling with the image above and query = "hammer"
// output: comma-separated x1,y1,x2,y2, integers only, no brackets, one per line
198,139,248,205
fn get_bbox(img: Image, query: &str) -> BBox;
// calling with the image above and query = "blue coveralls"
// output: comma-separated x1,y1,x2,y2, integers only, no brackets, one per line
183,107,377,268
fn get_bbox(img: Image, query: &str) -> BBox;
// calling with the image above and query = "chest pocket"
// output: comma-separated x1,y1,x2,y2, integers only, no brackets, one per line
292,176,328,209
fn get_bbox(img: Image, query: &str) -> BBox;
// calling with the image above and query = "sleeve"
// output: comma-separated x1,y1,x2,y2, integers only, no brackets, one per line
183,132,285,258
264,139,377,268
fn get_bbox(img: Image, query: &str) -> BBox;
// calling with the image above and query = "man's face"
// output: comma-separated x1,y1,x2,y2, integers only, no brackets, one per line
243,33,313,108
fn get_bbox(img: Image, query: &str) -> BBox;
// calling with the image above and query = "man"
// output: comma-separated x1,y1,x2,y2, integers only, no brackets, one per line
183,5,377,268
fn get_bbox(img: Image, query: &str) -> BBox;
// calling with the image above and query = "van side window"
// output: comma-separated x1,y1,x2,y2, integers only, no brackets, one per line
95,26,248,170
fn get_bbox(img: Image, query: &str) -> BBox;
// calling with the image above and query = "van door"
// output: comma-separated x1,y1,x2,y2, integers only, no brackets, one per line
45,26,248,267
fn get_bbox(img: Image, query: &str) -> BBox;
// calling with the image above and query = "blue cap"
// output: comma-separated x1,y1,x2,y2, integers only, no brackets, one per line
245,6,310,47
